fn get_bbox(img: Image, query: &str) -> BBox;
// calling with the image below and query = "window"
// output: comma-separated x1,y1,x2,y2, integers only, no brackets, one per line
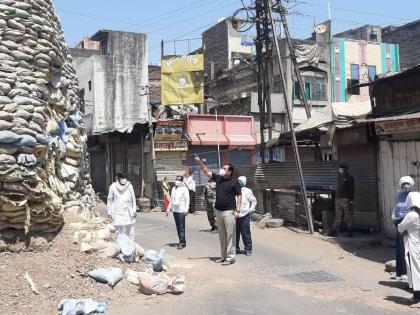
368,65,376,81
88,81,92,91
295,75,328,101
100,39,108,55
369,33,378,42
347,64,360,95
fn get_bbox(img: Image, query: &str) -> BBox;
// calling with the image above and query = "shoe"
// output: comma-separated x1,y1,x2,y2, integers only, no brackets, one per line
177,243,185,250
222,259,235,265
236,249,242,255
214,258,225,263
210,226,217,232
245,250,252,256
327,229,338,237
390,272,397,280
346,230,354,238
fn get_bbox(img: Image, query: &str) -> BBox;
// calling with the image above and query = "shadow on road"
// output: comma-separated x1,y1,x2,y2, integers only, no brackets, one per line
384,295,412,306
379,280,411,292
164,243,179,248
186,256,220,262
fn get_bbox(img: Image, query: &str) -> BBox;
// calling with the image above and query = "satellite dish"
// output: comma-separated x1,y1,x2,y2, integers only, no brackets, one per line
314,24,327,34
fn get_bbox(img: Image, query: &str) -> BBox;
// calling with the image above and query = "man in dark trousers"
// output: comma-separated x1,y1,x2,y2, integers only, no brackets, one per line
328,163,355,237
195,155,242,265
185,170,196,214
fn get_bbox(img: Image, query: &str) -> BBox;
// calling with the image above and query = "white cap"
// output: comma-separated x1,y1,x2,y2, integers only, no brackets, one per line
407,191,420,209
399,176,415,187
238,176,247,186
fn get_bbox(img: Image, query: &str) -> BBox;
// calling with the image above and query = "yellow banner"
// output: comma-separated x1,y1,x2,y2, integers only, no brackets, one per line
161,54,204,73
161,71,204,105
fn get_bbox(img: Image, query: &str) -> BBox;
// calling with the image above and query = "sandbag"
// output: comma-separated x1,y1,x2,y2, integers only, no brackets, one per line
87,267,123,288
17,154,37,166
0,144,17,155
135,243,146,258
0,120,12,130
169,275,186,294
126,269,141,285
58,298,107,315
97,242,120,258
16,134,36,147
138,272,168,295
143,249,166,272
115,233,136,263
0,130,21,143
0,154,16,165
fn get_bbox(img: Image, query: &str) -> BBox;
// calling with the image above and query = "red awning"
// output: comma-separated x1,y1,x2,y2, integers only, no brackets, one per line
187,114,256,146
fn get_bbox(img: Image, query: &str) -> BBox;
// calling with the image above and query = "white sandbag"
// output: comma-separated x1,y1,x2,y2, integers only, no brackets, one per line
0,144,17,155
135,243,145,258
97,242,120,258
138,272,168,295
80,242,93,253
87,267,123,288
126,269,141,285
95,228,111,240
169,275,186,294
143,249,166,272
115,233,136,263
0,120,12,130
0,130,21,143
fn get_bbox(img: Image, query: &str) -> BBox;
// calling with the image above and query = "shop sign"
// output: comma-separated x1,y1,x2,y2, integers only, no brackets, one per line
155,140,188,151
155,119,184,141
375,118,420,135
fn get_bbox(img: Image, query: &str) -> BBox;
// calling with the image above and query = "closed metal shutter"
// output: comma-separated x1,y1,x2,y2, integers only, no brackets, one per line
338,143,379,230
89,145,107,197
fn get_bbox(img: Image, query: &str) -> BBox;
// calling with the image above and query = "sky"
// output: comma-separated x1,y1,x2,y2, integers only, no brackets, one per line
54,0,420,64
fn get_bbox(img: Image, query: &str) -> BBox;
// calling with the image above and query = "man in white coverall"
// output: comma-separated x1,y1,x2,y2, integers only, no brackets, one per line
107,173,137,240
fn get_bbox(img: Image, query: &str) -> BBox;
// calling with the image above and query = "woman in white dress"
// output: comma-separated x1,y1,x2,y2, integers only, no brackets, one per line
107,173,137,240
398,191,420,307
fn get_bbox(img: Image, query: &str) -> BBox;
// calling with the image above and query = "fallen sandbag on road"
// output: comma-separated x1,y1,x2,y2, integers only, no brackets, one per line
138,272,169,295
115,233,136,263
143,249,166,272
86,267,123,288
58,298,107,315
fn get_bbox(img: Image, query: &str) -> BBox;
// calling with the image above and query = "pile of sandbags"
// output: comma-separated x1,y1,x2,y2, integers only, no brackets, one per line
0,0,96,234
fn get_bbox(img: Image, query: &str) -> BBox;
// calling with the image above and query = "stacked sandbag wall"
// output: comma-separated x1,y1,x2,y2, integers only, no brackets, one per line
0,0,96,234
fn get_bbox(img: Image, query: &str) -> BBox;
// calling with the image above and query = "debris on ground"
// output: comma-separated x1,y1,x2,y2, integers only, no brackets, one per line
144,249,166,272
385,259,396,272
58,298,107,315
257,213,284,229
24,271,39,295
86,267,123,288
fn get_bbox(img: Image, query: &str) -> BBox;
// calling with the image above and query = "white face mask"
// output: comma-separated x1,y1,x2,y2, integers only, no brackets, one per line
338,168,344,174
119,178,127,185
219,169,226,176
175,180,182,187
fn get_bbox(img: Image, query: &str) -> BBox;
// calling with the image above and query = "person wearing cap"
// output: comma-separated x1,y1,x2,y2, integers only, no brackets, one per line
328,164,355,237
236,176,257,256
166,175,190,249
398,191,420,308
107,173,137,240
391,176,415,280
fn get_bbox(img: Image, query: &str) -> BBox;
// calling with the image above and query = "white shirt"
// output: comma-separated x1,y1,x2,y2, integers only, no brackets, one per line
398,211,420,291
185,176,196,192
107,181,136,226
238,187,257,217
168,185,190,213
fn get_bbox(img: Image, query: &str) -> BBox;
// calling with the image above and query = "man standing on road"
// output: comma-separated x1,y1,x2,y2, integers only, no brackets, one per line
328,164,355,238
186,170,196,214
195,155,242,265
107,173,137,240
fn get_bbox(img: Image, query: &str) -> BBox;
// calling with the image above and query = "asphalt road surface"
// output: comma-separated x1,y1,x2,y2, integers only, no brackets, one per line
107,211,414,315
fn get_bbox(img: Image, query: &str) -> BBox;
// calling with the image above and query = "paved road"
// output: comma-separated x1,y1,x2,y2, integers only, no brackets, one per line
108,211,414,315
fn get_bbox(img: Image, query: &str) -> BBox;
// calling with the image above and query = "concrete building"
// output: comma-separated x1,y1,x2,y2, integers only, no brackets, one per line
382,19,420,70
334,24,383,43
70,30,149,198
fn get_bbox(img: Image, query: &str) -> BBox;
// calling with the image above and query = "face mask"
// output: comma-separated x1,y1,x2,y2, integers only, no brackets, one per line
175,180,182,187
402,183,413,193
219,169,226,176
338,168,344,174
239,181,245,188
119,178,127,185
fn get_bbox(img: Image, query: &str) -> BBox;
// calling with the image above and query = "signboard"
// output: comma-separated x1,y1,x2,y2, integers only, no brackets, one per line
154,119,184,141
161,54,204,105
272,147,285,162
375,118,420,135
154,140,188,151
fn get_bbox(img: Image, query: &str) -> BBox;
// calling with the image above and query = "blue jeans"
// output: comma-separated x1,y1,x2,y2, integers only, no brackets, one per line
173,212,186,246
396,229,406,276
236,213,252,252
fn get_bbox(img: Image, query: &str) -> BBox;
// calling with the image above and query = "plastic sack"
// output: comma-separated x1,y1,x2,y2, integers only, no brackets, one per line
0,130,21,143
16,134,36,147
17,154,37,167
138,272,168,295
126,269,141,285
58,298,107,315
115,233,136,263
169,275,186,294
143,249,165,272
58,120,69,143
87,267,123,288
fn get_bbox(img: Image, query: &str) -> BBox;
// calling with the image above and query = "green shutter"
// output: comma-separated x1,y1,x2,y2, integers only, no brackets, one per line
305,82,311,100
293,81,300,100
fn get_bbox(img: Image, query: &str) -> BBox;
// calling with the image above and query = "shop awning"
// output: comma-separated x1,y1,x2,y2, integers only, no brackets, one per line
187,114,256,146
